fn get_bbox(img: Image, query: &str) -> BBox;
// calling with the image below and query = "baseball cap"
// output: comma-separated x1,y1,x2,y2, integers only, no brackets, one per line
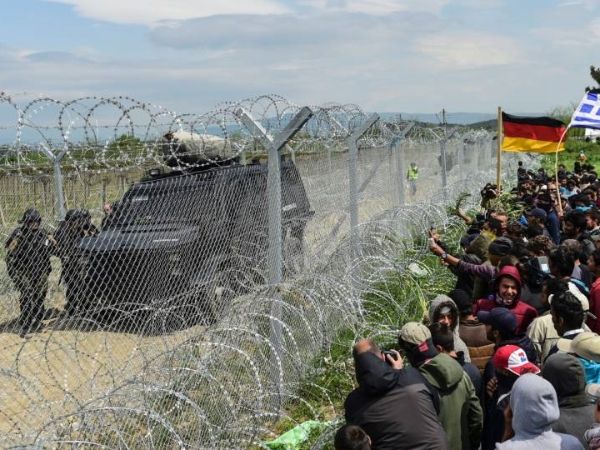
556,332,600,361
477,307,517,337
398,322,431,346
527,207,548,220
492,344,540,376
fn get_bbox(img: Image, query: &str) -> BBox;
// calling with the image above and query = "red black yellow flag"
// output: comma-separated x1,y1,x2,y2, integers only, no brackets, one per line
502,112,566,153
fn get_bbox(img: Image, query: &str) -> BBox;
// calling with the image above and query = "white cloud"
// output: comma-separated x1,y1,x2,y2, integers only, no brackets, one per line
45,0,456,24
414,32,522,69
44,0,290,25
302,0,449,14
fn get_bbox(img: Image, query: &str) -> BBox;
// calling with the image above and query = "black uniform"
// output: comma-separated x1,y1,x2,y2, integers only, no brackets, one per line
6,223,52,334
54,209,97,314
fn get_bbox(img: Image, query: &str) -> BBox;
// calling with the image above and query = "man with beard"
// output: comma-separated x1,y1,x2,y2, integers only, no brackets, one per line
473,265,538,335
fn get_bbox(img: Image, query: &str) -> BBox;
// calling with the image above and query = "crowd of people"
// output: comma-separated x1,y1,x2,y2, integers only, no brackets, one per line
335,159,600,449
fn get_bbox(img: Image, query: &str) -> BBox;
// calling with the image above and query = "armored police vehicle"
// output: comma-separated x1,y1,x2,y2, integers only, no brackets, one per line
71,156,313,330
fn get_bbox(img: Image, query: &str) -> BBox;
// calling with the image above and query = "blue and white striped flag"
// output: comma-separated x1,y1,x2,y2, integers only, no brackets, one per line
570,91,600,130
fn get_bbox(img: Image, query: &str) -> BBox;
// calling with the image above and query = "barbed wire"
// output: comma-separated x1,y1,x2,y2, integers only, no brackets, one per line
0,92,531,448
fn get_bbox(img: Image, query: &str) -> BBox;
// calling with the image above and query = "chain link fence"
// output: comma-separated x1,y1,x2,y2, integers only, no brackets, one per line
0,92,533,448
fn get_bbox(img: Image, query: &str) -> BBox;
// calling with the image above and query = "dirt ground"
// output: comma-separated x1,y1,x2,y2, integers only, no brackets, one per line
0,310,205,446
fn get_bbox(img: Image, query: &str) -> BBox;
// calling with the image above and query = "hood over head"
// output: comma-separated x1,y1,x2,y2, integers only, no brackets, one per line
494,265,522,304
419,353,464,392
510,373,560,439
354,351,399,396
542,352,588,407
429,295,459,332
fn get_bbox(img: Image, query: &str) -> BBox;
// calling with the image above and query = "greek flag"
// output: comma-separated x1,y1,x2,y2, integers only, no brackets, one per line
570,91,600,130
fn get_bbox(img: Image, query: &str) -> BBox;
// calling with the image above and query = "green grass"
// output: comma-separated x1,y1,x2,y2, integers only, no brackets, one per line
262,221,466,449
540,139,600,174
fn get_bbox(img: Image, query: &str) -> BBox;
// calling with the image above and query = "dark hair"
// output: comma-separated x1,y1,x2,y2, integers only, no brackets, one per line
551,291,584,330
587,209,600,224
590,249,600,268
429,323,454,352
527,235,556,256
487,217,503,235
448,289,473,316
334,425,371,450
498,254,520,269
564,210,587,233
548,247,575,277
524,224,544,239
544,278,569,298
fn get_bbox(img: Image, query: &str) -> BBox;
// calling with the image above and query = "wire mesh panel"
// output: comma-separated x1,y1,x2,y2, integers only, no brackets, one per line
0,92,535,448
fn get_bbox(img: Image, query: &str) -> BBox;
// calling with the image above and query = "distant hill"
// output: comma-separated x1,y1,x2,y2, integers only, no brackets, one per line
464,119,496,130
378,112,546,127
378,112,496,125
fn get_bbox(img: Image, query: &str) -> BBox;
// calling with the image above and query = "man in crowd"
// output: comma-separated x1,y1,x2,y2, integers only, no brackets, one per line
587,248,600,333
429,235,514,300
563,210,595,263
398,322,482,450
450,288,494,372
429,322,482,400
344,338,448,449
548,290,587,360
483,344,541,450
557,332,600,384
496,374,584,449
527,278,574,363
428,294,471,361
542,352,595,447
473,265,538,335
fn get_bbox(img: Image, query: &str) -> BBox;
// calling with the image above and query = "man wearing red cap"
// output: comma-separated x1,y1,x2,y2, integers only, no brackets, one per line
481,344,540,450
473,265,538,335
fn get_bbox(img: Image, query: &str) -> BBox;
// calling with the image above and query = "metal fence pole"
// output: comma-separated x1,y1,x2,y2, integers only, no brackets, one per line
440,139,448,202
347,114,379,258
391,122,414,208
39,146,67,221
235,106,313,412
459,139,466,183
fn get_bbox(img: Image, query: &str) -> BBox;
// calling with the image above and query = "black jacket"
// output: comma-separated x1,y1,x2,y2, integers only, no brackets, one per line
345,352,449,450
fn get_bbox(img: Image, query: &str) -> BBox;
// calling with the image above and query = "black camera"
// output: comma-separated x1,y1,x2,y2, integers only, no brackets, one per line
381,349,400,364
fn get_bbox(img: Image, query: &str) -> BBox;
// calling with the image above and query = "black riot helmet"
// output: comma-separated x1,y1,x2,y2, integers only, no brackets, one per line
19,208,42,225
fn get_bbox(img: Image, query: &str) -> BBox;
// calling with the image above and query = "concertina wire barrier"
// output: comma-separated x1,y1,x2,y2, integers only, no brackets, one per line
0,92,536,448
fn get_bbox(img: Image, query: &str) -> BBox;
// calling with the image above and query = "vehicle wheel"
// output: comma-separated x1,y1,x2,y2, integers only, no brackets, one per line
283,225,306,276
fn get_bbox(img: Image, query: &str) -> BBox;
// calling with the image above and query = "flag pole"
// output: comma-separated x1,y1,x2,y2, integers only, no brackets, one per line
496,106,502,190
554,126,569,217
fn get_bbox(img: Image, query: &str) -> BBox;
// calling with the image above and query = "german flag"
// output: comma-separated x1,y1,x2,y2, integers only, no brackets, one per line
502,112,566,153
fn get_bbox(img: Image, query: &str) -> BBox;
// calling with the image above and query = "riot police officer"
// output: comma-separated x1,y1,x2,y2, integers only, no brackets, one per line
54,209,97,315
5,208,54,336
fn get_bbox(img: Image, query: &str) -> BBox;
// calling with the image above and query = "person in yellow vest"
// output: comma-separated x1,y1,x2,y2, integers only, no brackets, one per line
407,162,419,196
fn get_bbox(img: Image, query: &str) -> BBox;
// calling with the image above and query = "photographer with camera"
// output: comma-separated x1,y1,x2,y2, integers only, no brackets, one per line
344,338,449,450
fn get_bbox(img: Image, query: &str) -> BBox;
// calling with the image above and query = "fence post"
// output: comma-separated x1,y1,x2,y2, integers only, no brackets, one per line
235,106,313,412
391,122,414,208
347,114,379,258
39,145,67,221
459,139,467,182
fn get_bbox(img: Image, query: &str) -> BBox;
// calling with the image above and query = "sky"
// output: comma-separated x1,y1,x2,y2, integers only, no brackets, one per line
0,0,599,117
